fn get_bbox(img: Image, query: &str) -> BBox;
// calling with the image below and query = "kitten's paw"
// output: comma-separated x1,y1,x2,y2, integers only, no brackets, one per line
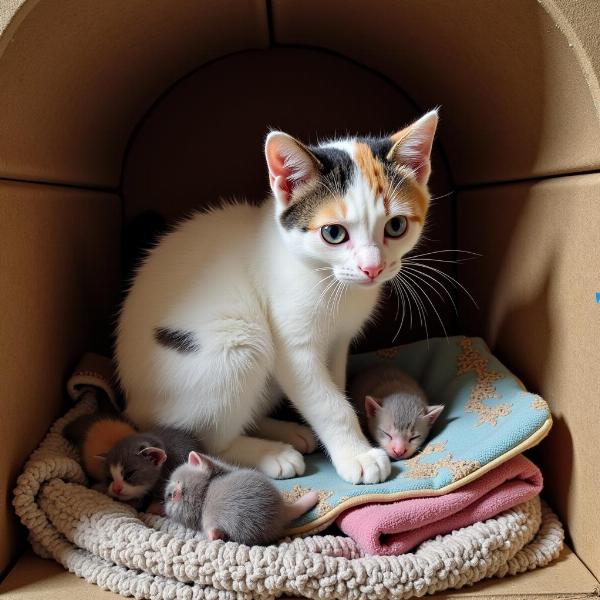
334,448,391,484
257,443,306,479
275,423,317,454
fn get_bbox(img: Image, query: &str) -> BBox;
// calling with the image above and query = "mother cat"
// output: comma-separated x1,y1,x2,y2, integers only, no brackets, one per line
116,110,438,484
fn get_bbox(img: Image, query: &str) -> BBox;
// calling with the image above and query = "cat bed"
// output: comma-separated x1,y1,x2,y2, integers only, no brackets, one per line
14,393,563,600
276,336,552,534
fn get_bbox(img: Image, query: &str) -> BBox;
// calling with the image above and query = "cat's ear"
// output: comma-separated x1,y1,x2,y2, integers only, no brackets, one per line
188,451,213,471
138,446,167,467
265,131,322,206
387,109,439,186
424,405,444,424
365,395,382,419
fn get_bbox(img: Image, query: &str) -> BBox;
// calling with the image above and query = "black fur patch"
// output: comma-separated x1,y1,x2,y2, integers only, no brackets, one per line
280,146,355,231
356,137,394,161
154,327,200,353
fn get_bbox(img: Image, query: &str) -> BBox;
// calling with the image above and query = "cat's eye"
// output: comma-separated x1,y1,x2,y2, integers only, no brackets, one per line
124,470,135,480
384,216,408,238
409,435,420,443
321,224,349,245
379,428,392,440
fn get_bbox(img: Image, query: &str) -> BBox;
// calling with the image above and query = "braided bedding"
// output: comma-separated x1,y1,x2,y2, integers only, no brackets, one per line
14,396,564,600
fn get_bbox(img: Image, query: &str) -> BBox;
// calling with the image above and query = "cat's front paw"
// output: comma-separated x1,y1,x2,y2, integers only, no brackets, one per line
257,443,306,479
334,448,391,484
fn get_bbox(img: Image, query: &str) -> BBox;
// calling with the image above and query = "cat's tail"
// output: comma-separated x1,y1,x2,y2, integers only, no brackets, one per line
284,491,320,523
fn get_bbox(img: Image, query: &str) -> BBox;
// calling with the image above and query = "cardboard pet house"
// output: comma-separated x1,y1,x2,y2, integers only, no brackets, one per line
0,1,599,598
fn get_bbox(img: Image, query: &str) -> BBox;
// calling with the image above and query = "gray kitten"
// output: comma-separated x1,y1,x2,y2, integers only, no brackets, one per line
350,365,444,460
165,451,319,545
101,426,202,508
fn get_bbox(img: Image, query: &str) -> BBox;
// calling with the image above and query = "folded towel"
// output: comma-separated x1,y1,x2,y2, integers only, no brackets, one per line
336,454,542,555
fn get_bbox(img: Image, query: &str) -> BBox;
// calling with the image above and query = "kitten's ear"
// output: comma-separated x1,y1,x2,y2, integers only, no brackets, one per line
138,446,167,467
387,109,439,186
365,395,382,419
424,405,444,424
188,451,213,470
265,131,322,206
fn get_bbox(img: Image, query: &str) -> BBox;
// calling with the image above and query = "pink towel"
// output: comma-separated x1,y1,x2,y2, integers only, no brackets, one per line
336,454,542,555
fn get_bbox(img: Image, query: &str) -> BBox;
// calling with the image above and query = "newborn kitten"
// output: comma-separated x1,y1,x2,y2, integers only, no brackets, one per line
350,365,443,460
165,451,319,545
102,426,202,506
63,387,137,482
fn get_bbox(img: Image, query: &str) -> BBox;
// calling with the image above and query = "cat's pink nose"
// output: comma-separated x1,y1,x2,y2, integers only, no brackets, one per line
359,264,384,280
391,443,406,458
112,481,123,495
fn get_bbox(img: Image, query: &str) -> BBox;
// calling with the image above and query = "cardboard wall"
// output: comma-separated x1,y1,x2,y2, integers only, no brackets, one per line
456,175,600,576
0,182,120,574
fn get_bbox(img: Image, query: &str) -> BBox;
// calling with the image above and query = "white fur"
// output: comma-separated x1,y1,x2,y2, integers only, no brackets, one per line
117,118,436,484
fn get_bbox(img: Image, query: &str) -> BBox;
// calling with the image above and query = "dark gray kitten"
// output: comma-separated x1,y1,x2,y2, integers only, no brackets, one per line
165,451,318,545
102,426,202,508
350,365,444,460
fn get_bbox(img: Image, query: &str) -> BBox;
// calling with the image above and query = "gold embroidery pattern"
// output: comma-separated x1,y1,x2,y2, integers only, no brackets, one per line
376,346,402,359
457,338,512,426
282,485,333,516
401,441,480,482
530,395,548,411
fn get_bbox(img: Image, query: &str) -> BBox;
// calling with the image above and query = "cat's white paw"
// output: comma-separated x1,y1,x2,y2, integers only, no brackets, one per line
334,448,391,484
273,422,317,454
257,443,306,479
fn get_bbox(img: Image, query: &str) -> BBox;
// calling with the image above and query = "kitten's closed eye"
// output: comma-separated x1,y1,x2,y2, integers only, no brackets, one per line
409,435,420,443
124,469,136,480
379,428,392,440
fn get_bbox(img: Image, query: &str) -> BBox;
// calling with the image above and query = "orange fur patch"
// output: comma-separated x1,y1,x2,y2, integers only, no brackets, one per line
353,143,389,212
82,419,137,481
308,200,348,230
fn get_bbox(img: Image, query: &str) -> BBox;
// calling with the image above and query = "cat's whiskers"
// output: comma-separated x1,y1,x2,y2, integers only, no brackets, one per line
400,269,448,339
402,265,458,315
402,260,478,308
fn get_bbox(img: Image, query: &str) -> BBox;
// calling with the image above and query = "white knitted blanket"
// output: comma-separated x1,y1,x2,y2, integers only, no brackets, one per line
13,396,564,600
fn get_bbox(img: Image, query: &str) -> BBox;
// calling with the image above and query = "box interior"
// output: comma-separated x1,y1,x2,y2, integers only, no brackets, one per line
1,0,599,592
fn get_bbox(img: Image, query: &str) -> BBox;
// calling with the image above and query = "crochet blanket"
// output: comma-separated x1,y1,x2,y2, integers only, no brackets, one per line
13,396,564,599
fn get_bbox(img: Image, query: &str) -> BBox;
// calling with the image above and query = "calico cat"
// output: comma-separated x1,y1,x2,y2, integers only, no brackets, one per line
117,110,439,484
350,365,443,460
165,451,319,545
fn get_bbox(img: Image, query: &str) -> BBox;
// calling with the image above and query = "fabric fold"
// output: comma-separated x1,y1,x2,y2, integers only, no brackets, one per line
337,454,543,555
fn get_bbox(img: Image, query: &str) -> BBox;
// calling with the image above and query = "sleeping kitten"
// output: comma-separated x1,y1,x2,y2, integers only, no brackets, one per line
101,426,202,507
350,365,443,459
63,387,137,482
164,451,319,545
117,110,439,485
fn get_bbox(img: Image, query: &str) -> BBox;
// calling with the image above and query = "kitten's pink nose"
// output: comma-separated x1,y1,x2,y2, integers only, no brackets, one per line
112,481,123,495
359,264,384,280
391,443,406,459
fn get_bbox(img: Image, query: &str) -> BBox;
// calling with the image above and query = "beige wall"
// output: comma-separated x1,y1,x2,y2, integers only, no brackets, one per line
456,174,600,576
0,182,120,574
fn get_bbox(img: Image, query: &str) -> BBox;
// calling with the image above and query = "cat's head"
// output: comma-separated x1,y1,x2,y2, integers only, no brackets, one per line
164,451,215,522
101,433,167,501
265,110,438,287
